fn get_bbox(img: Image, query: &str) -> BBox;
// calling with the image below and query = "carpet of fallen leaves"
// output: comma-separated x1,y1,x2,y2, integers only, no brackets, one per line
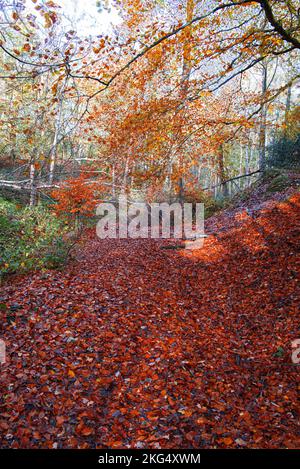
0,191,299,449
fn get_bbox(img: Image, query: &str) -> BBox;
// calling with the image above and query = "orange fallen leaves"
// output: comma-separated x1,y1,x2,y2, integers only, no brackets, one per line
0,191,299,449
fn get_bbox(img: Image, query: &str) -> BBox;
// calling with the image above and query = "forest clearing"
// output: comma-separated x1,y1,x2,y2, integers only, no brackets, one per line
0,0,299,461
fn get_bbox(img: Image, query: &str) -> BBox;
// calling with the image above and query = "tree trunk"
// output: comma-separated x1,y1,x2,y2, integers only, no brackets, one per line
112,163,116,198
176,0,195,203
49,83,65,184
29,161,37,207
122,157,129,192
218,145,229,197
245,145,250,187
239,146,243,189
284,83,292,138
178,176,184,204
259,63,268,172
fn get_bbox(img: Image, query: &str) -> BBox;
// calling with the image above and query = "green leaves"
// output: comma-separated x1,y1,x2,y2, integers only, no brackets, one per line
0,198,70,277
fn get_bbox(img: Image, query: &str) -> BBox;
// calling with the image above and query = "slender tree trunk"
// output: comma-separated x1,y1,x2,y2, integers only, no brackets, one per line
176,0,195,203
239,146,243,189
10,149,15,166
259,63,268,172
284,83,292,138
122,157,129,192
181,0,194,91
285,83,292,119
178,176,184,204
166,159,173,200
214,174,219,198
245,145,250,187
218,145,229,197
49,82,66,185
112,163,116,198
245,146,249,175
29,160,36,207
49,101,63,185
197,164,202,184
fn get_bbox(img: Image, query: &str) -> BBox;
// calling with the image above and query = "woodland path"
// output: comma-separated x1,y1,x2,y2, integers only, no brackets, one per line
0,193,299,448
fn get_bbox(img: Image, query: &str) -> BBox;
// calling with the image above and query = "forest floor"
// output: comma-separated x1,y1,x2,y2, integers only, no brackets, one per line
0,178,299,449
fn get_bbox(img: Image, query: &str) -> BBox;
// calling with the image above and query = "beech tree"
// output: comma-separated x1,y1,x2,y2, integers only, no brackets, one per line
0,0,299,202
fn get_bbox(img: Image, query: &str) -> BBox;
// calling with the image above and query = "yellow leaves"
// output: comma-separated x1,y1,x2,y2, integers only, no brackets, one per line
239,1,258,5
268,36,283,46
198,90,211,98
151,48,162,61
68,369,75,378
268,103,275,113
93,39,106,54
44,12,56,29
183,48,191,62
46,0,58,7
45,15,52,29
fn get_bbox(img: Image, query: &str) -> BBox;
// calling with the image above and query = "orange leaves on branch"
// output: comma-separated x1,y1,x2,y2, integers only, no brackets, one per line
93,39,106,54
239,1,258,6
51,174,99,219
51,82,58,95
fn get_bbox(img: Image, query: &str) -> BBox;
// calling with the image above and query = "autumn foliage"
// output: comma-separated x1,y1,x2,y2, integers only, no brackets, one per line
0,0,299,454
51,174,98,220
1,185,299,448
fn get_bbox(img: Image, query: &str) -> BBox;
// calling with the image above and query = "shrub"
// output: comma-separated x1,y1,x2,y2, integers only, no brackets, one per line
51,174,99,226
181,187,224,218
266,173,290,193
267,133,300,169
0,198,71,278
